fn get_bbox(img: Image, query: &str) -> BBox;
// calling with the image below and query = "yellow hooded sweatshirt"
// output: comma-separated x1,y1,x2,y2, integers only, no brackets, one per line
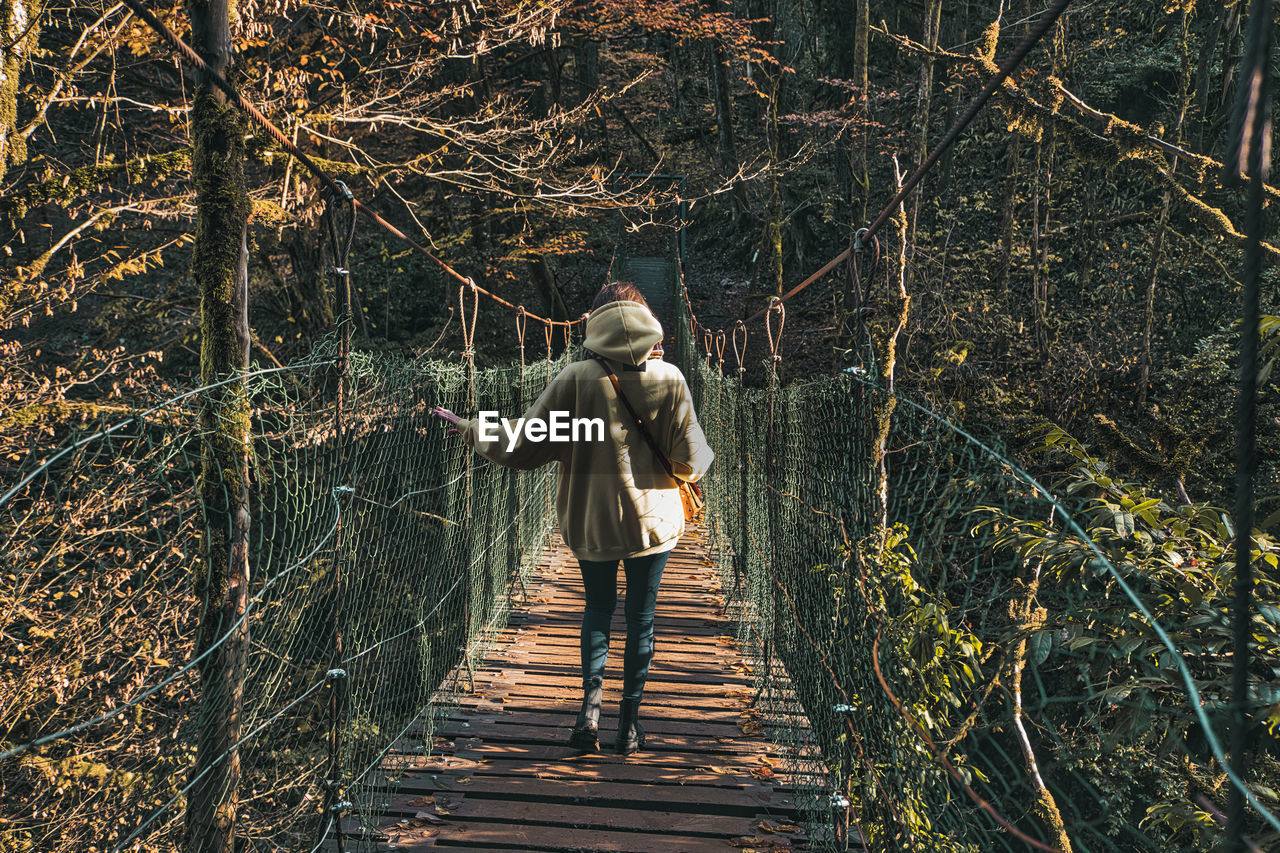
456,301,714,561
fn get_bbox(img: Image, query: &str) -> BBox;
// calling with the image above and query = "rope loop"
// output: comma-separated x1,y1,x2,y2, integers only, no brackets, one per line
543,322,553,361
766,298,786,363
733,320,747,374
702,328,714,360
715,330,726,370
458,283,479,361
515,306,527,368
322,187,357,318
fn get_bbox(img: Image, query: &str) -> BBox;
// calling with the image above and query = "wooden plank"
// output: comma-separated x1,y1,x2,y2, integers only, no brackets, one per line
369,528,814,851
390,775,789,817
411,819,762,851
382,793,772,836
468,670,753,691
437,710,752,738
427,741,771,769
415,728,779,759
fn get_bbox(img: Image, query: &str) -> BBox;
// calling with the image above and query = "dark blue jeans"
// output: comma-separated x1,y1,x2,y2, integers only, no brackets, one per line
577,549,671,701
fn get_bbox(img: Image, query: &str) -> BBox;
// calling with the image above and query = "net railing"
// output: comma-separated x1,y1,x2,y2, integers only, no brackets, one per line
5,241,1277,853
673,260,1280,852
0,342,565,852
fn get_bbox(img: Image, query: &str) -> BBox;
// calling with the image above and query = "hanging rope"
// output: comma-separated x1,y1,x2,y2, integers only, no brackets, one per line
715,330,726,373
733,321,748,375
766,299,786,365
515,306,528,372
459,282,480,411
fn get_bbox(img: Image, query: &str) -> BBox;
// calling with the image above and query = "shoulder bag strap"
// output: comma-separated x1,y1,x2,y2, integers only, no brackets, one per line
591,355,678,480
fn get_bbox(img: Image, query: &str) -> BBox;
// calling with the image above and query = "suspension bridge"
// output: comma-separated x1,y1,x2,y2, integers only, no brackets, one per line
3,0,1278,849
4,225,1277,852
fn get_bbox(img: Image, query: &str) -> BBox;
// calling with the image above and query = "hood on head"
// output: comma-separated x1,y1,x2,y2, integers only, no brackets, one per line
583,301,663,366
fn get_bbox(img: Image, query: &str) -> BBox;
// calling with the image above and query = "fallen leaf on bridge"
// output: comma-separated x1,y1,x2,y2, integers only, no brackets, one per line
731,835,792,849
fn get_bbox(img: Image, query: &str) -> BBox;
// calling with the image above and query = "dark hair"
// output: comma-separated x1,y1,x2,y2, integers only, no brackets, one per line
591,280,650,312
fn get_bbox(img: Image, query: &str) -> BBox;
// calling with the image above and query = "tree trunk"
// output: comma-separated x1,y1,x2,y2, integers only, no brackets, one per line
284,227,337,347
939,0,967,194
765,71,783,295
1007,566,1074,851
711,40,738,175
853,0,870,222
871,159,910,548
1030,127,1054,359
998,135,1020,298
1192,2,1224,152
1140,9,1191,408
906,0,943,272
184,0,252,849
576,38,598,104
528,254,569,321
1215,3,1243,132
0,0,41,180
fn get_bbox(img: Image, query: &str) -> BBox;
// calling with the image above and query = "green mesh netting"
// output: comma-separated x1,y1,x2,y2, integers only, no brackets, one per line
672,248,1280,852
4,229,1278,853
1,343,567,852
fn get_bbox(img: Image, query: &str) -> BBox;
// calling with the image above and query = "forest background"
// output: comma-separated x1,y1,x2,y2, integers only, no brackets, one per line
1,0,1279,849
4,0,1277,500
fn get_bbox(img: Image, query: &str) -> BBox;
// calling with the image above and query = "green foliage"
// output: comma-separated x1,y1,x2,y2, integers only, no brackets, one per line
865,524,985,732
973,422,1280,848
1157,313,1280,511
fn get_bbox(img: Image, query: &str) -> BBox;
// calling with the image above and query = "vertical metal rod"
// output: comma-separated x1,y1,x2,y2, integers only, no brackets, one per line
1226,3,1274,848
321,188,355,853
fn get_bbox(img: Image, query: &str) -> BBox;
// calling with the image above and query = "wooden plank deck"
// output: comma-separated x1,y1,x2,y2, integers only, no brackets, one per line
366,527,810,852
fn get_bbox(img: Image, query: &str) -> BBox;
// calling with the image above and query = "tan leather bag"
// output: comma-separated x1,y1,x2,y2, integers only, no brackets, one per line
593,355,705,524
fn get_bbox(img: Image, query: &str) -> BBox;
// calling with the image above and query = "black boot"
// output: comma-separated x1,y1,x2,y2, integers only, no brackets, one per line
568,676,603,752
614,698,645,755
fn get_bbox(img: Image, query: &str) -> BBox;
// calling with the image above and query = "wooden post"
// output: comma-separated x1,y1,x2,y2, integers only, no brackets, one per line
184,0,251,848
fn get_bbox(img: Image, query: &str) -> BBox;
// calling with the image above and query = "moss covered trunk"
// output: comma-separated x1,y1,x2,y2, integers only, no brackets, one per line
184,0,251,848
870,162,910,547
0,0,40,181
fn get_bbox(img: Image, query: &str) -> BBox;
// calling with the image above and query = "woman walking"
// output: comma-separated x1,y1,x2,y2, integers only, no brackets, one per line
431,282,713,754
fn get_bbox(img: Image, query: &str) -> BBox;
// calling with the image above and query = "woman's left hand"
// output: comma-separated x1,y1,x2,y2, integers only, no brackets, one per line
431,406,462,435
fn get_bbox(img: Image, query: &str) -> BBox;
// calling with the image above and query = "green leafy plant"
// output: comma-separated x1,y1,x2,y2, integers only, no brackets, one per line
971,423,1280,848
